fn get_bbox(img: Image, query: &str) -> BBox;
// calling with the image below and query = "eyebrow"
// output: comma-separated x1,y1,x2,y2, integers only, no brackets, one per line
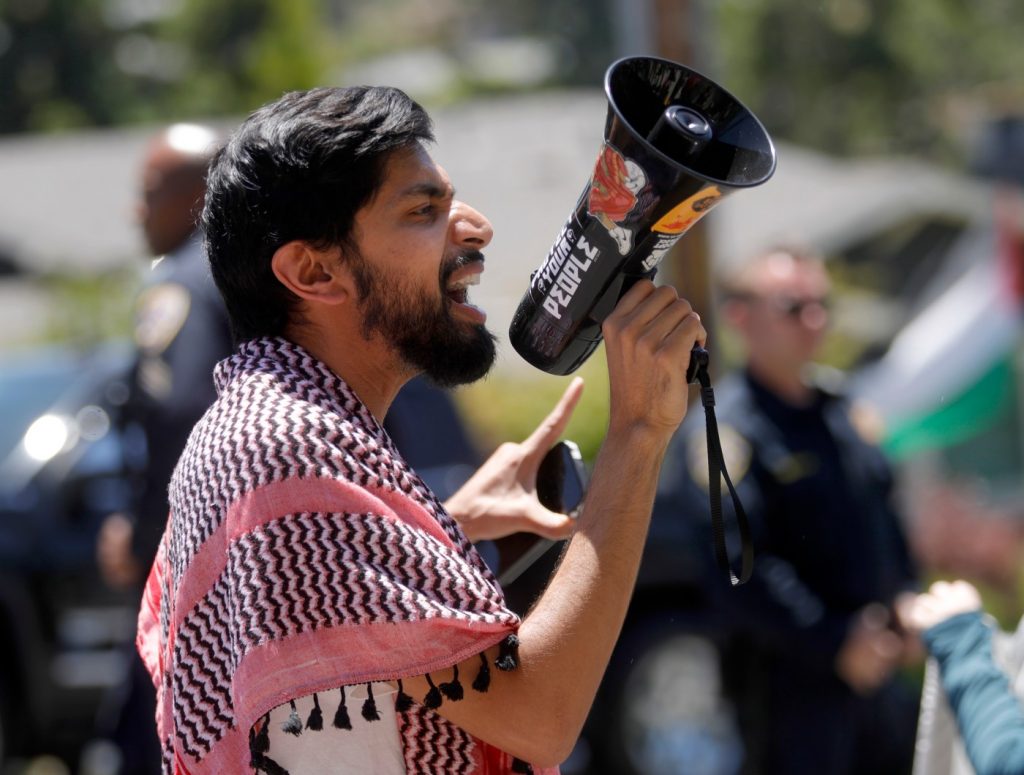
394,181,456,201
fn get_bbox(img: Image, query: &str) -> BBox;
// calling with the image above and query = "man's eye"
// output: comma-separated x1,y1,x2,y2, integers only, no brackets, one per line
412,204,436,217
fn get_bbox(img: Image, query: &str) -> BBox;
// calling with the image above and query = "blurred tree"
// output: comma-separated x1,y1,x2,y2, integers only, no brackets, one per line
713,0,1024,161
160,0,328,118
0,0,329,134
4,0,1022,163
0,0,130,132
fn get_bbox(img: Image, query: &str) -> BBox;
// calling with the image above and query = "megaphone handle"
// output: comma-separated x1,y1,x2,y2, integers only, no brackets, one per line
689,347,755,586
686,344,709,385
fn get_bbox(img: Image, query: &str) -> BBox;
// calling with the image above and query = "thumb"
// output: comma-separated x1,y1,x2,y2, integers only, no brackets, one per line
522,507,576,541
522,377,584,455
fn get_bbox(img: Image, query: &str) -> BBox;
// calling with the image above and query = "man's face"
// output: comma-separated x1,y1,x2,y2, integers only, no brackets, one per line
737,252,831,370
344,144,497,388
138,143,205,257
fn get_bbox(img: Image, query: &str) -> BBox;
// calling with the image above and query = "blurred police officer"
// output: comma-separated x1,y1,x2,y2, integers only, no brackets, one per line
97,123,231,591
96,123,232,775
660,245,920,774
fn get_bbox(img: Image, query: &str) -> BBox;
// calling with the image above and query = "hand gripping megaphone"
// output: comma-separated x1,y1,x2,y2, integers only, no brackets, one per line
509,56,777,375
509,56,776,586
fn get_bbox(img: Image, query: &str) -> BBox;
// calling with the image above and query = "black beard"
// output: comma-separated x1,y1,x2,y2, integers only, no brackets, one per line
350,249,497,388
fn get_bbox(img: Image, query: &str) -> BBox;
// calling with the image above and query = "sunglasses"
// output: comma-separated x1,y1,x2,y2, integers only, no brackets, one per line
732,293,830,320
770,295,830,318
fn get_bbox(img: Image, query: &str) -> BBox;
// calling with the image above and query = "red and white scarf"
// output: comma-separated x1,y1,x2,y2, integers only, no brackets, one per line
137,337,553,774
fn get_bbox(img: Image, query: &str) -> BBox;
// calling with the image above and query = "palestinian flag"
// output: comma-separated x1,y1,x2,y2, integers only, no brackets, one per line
853,207,1023,461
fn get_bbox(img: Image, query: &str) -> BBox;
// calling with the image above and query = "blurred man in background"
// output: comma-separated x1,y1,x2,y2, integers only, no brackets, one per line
660,245,920,774
95,122,231,775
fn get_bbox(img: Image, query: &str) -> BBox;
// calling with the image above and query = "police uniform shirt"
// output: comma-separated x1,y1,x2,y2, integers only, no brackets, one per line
665,368,917,677
126,234,234,567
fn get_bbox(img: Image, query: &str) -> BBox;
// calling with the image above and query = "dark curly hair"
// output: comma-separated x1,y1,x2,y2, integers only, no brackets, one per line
202,86,434,341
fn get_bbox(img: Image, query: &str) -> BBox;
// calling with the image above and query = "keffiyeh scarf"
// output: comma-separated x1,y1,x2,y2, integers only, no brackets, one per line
137,337,551,774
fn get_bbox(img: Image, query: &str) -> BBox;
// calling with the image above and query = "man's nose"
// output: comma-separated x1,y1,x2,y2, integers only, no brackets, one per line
450,201,493,250
799,301,829,331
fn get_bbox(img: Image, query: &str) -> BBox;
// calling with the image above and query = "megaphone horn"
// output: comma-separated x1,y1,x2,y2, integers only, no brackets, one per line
509,56,778,375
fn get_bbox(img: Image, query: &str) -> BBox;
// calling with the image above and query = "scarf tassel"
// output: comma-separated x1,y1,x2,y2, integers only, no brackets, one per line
423,673,443,709
333,686,353,730
439,664,464,701
362,682,382,721
281,699,303,736
472,651,491,693
305,692,323,731
250,640,520,773
249,714,290,775
396,679,415,712
421,638,514,710
495,633,520,672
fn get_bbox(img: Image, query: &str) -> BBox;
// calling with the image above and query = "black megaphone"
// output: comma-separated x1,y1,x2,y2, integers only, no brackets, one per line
508,56,777,375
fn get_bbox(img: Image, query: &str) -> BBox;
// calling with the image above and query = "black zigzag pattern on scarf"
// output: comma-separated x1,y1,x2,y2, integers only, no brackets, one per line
165,337,467,584
226,511,511,653
170,509,513,760
159,338,516,764
171,574,239,759
400,703,477,774
159,735,173,775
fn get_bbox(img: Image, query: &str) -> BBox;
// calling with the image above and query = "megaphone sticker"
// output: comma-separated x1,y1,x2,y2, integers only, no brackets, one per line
651,185,722,234
640,233,679,273
530,218,602,322
586,142,652,256
639,184,723,272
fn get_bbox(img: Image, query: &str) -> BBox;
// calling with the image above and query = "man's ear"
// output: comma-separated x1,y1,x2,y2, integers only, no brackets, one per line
271,241,353,305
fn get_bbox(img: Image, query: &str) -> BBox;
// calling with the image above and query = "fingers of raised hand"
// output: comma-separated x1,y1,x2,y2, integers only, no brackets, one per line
603,283,681,338
927,580,983,615
522,377,585,453
906,580,982,630
603,285,706,360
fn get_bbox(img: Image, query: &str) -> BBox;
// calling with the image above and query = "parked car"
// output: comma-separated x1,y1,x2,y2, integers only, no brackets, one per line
0,342,138,767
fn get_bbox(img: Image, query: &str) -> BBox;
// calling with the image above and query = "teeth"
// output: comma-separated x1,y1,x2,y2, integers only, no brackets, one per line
447,274,481,291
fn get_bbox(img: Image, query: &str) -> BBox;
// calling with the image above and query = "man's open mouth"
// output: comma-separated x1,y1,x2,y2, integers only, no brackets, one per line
443,260,487,322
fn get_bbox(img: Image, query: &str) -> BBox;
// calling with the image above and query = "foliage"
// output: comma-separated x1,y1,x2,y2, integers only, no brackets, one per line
0,0,331,132
35,269,137,346
455,354,611,464
4,0,1023,162
0,0,128,132
160,0,328,119
713,0,1024,163
0,0,595,133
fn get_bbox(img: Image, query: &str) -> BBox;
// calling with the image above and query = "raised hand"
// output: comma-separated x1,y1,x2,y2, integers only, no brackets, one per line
445,378,584,542
601,279,706,440
835,603,904,694
903,580,983,633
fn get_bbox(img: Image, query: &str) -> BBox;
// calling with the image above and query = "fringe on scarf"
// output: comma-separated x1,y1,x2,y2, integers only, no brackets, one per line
248,634,526,775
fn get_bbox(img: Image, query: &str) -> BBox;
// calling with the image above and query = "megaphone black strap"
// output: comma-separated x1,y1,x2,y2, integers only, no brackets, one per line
694,363,754,586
